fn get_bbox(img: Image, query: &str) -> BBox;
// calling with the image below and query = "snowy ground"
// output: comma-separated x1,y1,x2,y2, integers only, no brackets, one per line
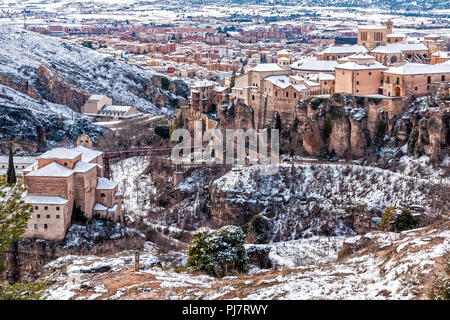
40,224,449,300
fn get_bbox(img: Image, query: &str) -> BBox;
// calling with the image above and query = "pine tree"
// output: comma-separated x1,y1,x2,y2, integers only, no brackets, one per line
6,147,16,185
0,177,45,299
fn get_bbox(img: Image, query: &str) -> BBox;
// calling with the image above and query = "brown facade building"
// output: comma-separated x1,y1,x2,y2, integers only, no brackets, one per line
22,141,122,241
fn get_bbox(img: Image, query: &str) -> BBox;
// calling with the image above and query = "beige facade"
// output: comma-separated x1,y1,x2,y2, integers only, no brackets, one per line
82,95,113,114
383,63,450,97
24,199,70,241
334,55,387,95
358,20,393,51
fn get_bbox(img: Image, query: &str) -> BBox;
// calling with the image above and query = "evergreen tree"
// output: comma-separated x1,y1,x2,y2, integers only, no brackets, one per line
230,70,236,89
6,147,16,185
0,177,45,299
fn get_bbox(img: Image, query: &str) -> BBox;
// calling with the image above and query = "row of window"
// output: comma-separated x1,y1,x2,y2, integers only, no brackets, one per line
1,165,26,169
31,224,49,230
35,205,60,211
32,214,61,219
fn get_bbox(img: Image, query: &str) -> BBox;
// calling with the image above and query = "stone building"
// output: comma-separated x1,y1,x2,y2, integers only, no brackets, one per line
319,45,368,61
21,143,122,241
382,62,450,97
81,94,142,121
334,54,387,95
357,20,393,51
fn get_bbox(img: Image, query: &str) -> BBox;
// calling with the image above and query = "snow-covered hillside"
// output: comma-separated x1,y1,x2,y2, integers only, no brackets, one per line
212,162,448,240
0,84,105,150
0,24,188,114
40,224,449,300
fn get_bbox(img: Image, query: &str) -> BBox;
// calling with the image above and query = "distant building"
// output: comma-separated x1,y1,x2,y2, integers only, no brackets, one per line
0,156,36,176
81,95,142,121
357,19,393,51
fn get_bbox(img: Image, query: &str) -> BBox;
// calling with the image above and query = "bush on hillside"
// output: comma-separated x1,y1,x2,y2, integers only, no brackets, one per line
187,225,248,277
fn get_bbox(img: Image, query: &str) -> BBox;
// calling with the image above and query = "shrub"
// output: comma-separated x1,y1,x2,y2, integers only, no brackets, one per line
246,214,272,244
381,206,396,231
155,125,170,139
429,278,450,300
368,97,382,105
160,77,170,91
310,97,325,110
187,226,248,277
323,116,333,139
394,209,417,232
374,119,387,144
355,96,365,106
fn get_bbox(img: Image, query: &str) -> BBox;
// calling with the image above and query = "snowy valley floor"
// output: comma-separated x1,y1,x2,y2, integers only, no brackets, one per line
42,224,449,300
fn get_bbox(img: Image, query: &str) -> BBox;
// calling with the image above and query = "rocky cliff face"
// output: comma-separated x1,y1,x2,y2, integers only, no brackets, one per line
0,85,105,153
1,221,145,283
219,94,449,163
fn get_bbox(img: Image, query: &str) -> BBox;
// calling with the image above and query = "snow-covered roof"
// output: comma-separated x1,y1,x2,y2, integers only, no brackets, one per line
278,49,291,55
93,203,108,211
321,45,368,55
265,75,291,89
371,42,428,54
264,75,311,92
358,25,387,30
108,204,118,212
88,94,106,101
192,80,215,88
432,51,450,58
0,156,36,164
96,177,118,190
318,73,335,81
335,60,387,71
37,148,81,160
385,62,450,75
387,33,406,38
291,58,338,72
73,161,97,173
72,145,103,163
23,195,68,205
101,105,132,113
251,63,284,72
26,162,73,177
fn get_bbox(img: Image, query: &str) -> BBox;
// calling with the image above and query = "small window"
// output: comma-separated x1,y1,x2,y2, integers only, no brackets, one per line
369,72,372,76
37,214,41,219
294,93,297,98
35,206,39,210
44,224,48,229
442,75,446,81
415,86,418,91
34,224,38,230
56,206,60,211
46,215,50,219
101,193,106,197
396,77,400,85
56,215,60,219
356,81,359,85
286,92,289,98
64,162,68,166
44,206,48,210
